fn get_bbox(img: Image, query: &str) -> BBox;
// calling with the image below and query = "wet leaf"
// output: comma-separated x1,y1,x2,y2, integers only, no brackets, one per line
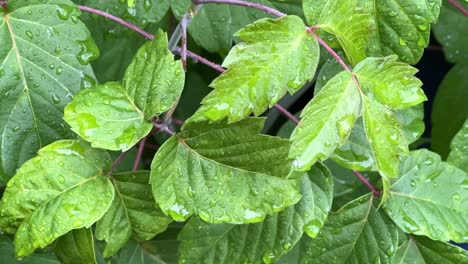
55,228,97,264
150,118,301,224
0,0,98,180
0,140,114,257
384,149,468,243
447,119,468,173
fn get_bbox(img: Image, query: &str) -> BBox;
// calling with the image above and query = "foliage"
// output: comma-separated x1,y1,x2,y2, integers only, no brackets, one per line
0,0,466,263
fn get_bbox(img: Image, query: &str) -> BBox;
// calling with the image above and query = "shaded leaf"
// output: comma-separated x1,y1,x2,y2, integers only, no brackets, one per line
433,1,468,64
108,238,179,264
431,62,468,159
192,15,319,123
447,118,468,173
55,228,97,264
0,140,114,257
0,0,98,179
0,235,59,264
64,31,184,151
289,71,360,171
394,235,468,264
384,149,468,243
303,194,399,263
96,171,172,257
178,165,333,263
187,0,275,54
150,118,301,224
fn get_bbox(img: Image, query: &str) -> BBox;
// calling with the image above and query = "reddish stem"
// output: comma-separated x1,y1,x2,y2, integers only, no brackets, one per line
274,104,299,124
133,137,147,171
352,171,381,196
111,151,129,173
307,29,351,72
448,0,468,16
193,0,286,17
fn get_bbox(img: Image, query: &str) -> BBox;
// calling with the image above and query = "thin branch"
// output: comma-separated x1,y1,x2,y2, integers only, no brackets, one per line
111,151,129,173
193,0,286,17
274,104,299,124
448,0,468,16
0,0,7,11
352,171,381,196
182,48,226,72
77,5,154,40
133,137,147,171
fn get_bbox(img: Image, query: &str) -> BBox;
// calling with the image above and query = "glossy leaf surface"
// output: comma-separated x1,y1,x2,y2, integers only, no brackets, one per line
96,171,172,257
303,194,399,263
0,140,114,257
55,228,97,264
447,119,468,173
150,118,301,224
384,149,468,243
192,15,319,122
178,165,333,264
0,0,98,179
289,71,360,171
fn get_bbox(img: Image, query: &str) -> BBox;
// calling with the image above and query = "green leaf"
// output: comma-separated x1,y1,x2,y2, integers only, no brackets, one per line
383,149,468,243
303,194,399,263
178,165,333,263
433,1,468,64
55,228,97,264
304,0,441,65
289,71,360,171
95,171,172,257
394,235,468,264
191,15,319,123
353,56,426,109
0,140,114,257
362,96,408,180
394,104,425,144
64,82,153,151
447,119,468,173
64,31,184,151
123,30,185,120
108,238,179,264
187,0,275,54
0,0,98,179
0,235,60,264
150,118,301,224
431,62,468,159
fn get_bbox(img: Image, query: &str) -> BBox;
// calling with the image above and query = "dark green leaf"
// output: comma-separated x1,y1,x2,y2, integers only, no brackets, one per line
55,228,97,264
433,1,468,64
191,15,319,123
289,71,360,171
0,0,98,179
108,238,179,264
150,118,301,224
303,194,399,263
0,140,114,257
0,235,59,264
394,235,468,264
431,62,468,159
178,165,333,263
96,171,172,257
384,149,468,243
447,118,468,173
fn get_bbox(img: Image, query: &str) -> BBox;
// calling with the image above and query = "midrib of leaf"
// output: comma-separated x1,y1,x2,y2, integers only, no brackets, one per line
391,1,419,58
3,14,42,148
371,0,382,50
110,178,132,231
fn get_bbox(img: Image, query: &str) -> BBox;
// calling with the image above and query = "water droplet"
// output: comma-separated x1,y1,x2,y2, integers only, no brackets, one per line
262,252,276,264
399,38,407,46
25,30,33,39
304,219,322,238
52,94,61,104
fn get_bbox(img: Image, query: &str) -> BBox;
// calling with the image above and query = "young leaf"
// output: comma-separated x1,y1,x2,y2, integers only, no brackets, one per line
353,56,426,109
289,71,361,171
0,0,98,179
64,30,184,151
55,228,97,264
191,15,319,123
0,140,114,257
303,194,399,263
433,1,468,64
362,96,408,180
304,0,441,65
95,171,172,257
447,119,468,173
178,165,333,264
150,118,301,224
64,82,153,151
185,0,275,54
383,149,468,243
394,235,468,263
431,62,468,159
